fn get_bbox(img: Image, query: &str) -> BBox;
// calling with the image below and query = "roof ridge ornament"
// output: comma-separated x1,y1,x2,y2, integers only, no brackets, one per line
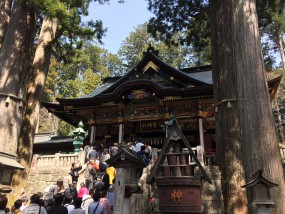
143,44,159,56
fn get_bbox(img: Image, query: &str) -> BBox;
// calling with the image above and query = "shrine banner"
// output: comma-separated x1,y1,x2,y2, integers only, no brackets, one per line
140,120,163,132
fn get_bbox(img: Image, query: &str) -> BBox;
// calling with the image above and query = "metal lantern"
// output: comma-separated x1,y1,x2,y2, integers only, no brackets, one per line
71,121,88,153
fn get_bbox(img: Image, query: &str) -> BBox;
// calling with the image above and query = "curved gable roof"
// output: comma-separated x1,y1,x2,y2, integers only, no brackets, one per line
101,51,210,95
56,50,212,105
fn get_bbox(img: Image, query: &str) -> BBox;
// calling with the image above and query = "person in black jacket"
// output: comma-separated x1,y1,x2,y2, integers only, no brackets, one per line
63,182,78,204
47,194,68,214
70,162,82,183
100,165,110,191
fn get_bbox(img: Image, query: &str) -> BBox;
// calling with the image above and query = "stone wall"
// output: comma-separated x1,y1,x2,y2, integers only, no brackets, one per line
25,152,225,213
201,166,225,214
25,152,85,195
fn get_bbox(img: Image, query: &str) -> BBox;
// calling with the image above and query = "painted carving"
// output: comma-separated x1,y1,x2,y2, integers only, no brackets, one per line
141,61,159,73
128,90,150,100
171,189,183,203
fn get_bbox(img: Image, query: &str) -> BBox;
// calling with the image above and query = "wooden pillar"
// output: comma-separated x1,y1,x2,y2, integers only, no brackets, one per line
89,126,96,145
113,168,126,214
198,118,205,166
198,118,205,153
118,123,124,144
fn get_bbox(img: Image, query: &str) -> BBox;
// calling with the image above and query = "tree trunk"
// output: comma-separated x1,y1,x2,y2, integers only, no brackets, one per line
0,1,36,155
0,0,12,48
12,17,58,189
210,0,285,213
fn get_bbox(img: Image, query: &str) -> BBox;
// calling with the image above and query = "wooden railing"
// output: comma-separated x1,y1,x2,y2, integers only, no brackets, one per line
31,152,85,169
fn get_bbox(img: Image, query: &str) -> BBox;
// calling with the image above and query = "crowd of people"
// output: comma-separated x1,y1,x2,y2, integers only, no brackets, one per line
0,139,152,214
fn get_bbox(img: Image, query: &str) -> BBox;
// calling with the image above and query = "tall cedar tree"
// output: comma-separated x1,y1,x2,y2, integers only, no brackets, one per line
13,17,58,190
0,0,36,157
0,0,108,194
0,0,12,48
211,0,285,213
148,0,285,213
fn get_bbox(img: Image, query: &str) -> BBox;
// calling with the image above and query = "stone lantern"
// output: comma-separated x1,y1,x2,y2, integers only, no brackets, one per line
71,121,88,153
106,144,146,214
241,170,278,214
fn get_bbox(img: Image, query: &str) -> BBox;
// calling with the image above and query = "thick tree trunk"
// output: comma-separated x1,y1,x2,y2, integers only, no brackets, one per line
0,1,36,155
0,0,12,48
12,17,57,189
210,0,285,213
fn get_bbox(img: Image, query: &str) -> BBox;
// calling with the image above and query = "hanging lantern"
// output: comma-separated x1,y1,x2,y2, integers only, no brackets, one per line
215,107,218,113
227,101,232,108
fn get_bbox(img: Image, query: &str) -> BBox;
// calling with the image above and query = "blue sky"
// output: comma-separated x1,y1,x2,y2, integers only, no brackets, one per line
87,0,153,54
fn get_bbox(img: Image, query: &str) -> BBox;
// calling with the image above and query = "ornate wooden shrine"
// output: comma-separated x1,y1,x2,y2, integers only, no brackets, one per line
42,45,281,152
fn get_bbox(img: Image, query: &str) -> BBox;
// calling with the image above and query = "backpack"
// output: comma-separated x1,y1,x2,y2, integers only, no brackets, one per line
44,184,58,200
84,164,96,181
99,162,107,172
64,187,77,199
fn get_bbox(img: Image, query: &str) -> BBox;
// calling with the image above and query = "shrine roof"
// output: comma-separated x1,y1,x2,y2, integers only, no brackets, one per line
241,170,278,188
184,70,212,84
83,78,118,98
81,64,213,99
0,152,25,169
56,50,211,104
106,145,146,167
146,117,212,184
34,134,73,144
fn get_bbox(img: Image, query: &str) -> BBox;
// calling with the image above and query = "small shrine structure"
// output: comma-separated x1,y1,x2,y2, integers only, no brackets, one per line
242,170,278,213
147,117,212,213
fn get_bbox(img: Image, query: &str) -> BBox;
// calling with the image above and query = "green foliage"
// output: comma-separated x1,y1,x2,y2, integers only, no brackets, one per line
118,22,154,68
45,43,124,100
147,0,285,69
256,0,285,69
19,0,109,64
42,59,60,102
58,120,73,136
82,68,101,96
147,0,210,54
118,22,209,70
44,43,125,134
102,52,125,76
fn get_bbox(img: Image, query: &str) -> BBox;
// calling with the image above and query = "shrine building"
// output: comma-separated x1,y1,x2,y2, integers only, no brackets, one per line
42,46,281,155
